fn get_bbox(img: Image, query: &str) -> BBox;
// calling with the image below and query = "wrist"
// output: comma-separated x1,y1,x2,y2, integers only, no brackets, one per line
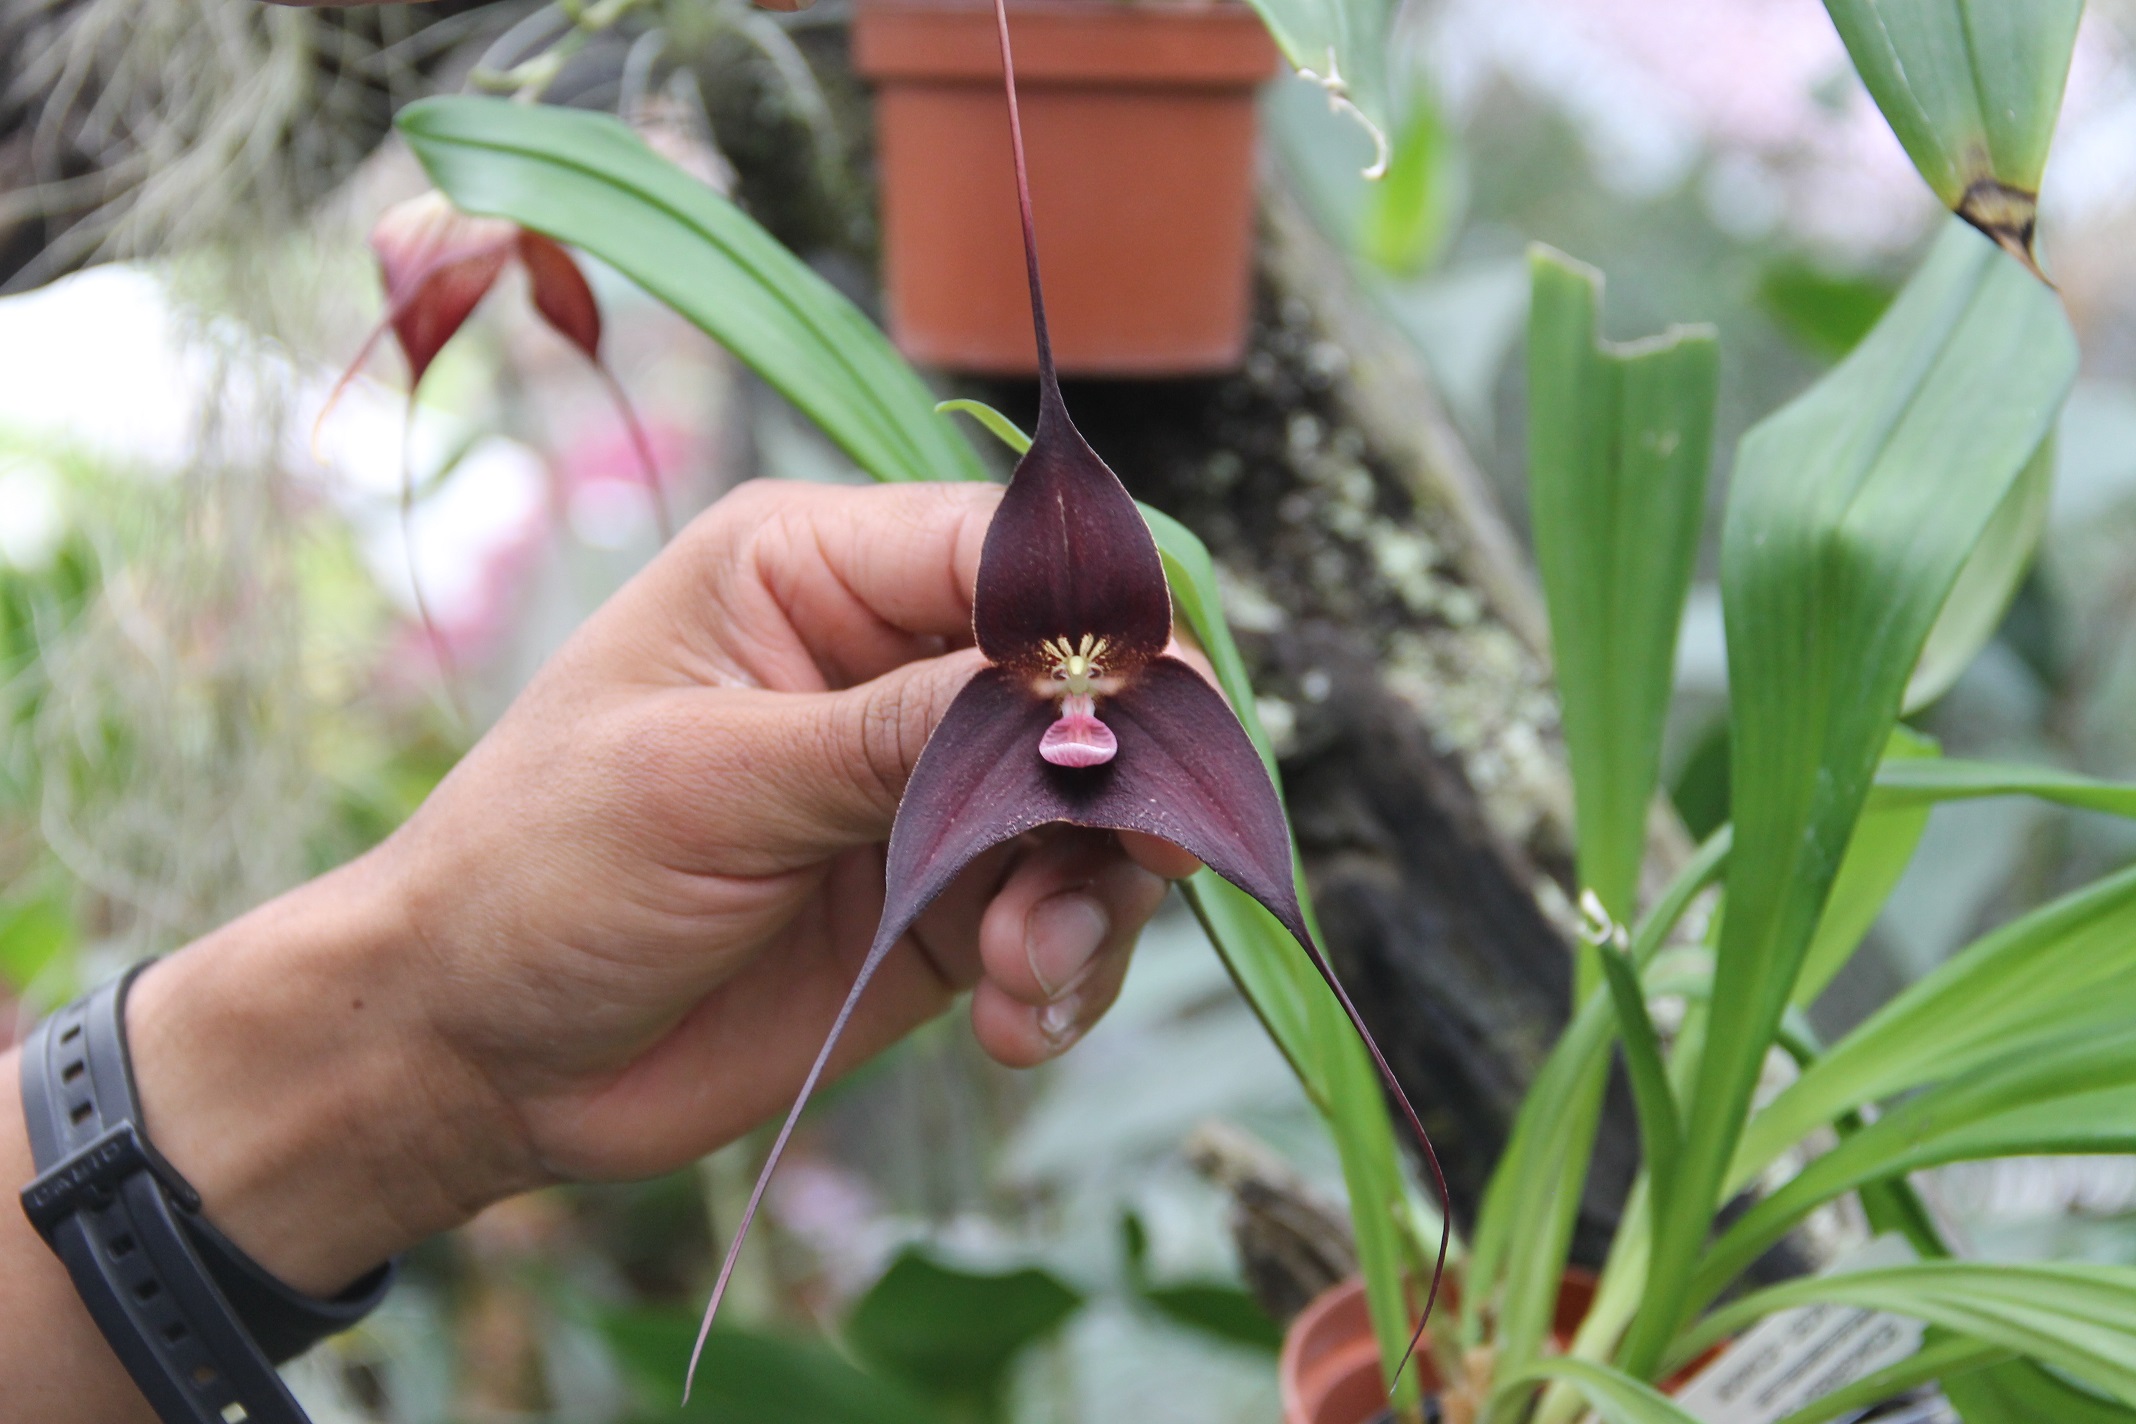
125,850,536,1297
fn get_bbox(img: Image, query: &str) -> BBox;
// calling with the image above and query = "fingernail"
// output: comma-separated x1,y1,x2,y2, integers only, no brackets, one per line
1026,893,1109,998
1039,993,1085,1052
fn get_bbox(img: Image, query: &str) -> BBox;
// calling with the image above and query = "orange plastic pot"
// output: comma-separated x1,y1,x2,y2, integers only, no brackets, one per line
851,0,1280,375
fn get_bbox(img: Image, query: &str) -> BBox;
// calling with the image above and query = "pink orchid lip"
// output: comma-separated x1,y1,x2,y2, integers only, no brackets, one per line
1039,694,1118,767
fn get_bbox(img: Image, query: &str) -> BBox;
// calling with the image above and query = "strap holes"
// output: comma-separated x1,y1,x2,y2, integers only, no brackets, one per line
69,1101,94,1125
61,1060,85,1083
109,1233,135,1258
163,1322,188,1344
222,1405,249,1423
191,1364,218,1387
133,1278,161,1302
60,1024,81,1044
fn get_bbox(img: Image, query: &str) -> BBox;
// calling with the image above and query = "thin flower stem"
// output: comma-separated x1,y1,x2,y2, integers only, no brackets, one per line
470,0,657,102
596,362,673,543
400,403,468,727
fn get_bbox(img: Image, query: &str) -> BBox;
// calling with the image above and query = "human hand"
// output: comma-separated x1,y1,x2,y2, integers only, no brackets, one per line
264,0,814,8
119,480,1197,1297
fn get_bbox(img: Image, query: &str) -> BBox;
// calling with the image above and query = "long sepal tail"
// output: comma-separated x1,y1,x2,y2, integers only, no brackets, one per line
1088,661,1452,1385
991,0,1065,427
682,927,899,1402
682,671,1065,1400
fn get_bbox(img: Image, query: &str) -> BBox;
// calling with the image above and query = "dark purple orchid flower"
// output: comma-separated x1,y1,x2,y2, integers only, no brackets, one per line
686,0,1448,1394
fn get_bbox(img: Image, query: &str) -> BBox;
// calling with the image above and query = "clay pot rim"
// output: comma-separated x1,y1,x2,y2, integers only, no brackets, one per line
853,0,1280,88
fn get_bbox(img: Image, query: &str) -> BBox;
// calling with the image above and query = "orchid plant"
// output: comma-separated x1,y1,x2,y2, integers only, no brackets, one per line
679,0,1448,1391
348,1,2136,1422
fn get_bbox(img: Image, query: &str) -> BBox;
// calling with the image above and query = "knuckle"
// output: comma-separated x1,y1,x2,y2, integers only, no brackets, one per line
844,678,929,813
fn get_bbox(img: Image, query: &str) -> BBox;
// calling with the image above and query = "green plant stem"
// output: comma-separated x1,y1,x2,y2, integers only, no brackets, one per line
471,0,657,101
1531,986,1712,1424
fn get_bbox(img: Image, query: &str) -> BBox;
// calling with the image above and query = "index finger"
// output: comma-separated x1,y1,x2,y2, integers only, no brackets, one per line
656,479,1002,693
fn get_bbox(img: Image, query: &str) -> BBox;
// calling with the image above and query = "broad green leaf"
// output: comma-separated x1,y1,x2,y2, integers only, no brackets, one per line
1947,1357,2136,1424
1698,1025,2136,1302
1245,0,1395,176
1826,0,2083,276
1629,219,2076,1375
1526,246,1718,929
1756,257,1897,361
396,96,987,489
1494,1356,1705,1424
1674,1263,2136,1407
1363,84,1467,274
599,1308,935,1424
844,1250,1081,1406
1142,1283,1283,1353
1870,756,2136,817
1906,437,2054,711
1771,1334,2012,1424
1740,859,2136,1184
1792,727,1939,1008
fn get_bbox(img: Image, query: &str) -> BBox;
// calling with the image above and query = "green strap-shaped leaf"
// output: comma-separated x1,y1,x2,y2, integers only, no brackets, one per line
1697,1024,2136,1305
936,400,1032,458
1870,756,2136,817
1672,1263,2136,1407
1826,0,2083,277
1494,1356,1706,1424
1947,1356,2136,1424
1772,1334,2013,1424
1526,247,1718,932
1146,502,1421,1411
1597,943,1682,1222
1628,218,2076,1376
397,96,988,488
1739,858,2136,1184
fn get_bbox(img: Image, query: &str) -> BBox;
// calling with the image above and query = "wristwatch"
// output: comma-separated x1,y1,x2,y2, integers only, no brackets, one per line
18,960,395,1424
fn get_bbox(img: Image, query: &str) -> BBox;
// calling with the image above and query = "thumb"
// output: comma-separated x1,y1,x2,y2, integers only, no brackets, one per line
711,647,989,862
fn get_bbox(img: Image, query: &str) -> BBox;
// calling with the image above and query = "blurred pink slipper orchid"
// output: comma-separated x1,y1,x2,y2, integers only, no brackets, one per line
319,192,667,538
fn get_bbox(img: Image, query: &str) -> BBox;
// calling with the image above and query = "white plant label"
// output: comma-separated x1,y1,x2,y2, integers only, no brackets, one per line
1672,1235,1925,1424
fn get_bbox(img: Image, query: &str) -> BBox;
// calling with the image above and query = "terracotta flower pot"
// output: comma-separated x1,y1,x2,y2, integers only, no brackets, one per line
1278,1273,1610,1424
851,0,1280,375
1281,1278,1443,1424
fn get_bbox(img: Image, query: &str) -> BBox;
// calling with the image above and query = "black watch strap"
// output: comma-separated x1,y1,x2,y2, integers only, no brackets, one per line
19,961,393,1423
